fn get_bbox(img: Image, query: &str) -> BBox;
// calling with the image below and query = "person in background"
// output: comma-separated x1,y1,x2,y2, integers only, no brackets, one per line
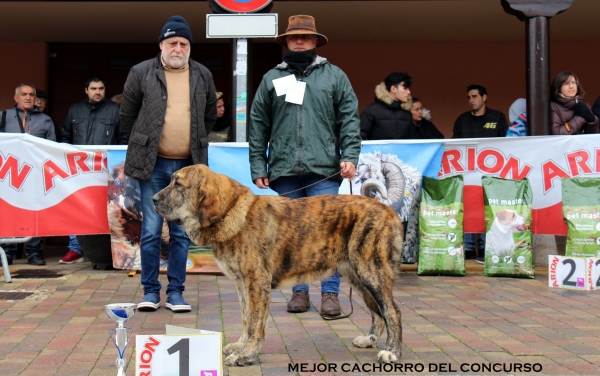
550,72,598,135
453,85,508,263
111,94,123,106
360,72,414,140
410,98,444,139
249,15,361,317
507,98,527,137
592,96,600,121
59,76,128,264
120,15,217,313
208,91,230,142
0,83,55,266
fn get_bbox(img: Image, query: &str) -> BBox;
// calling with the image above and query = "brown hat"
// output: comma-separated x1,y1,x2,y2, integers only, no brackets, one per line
275,15,328,47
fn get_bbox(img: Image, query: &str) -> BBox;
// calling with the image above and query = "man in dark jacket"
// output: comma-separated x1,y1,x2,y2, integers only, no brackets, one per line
59,76,128,265
452,85,508,138
0,83,55,267
453,85,508,263
60,76,128,146
120,15,217,313
250,15,361,317
360,72,415,140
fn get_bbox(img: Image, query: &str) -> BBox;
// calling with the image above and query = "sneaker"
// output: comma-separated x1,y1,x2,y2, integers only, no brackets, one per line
166,293,191,313
28,255,46,266
59,250,84,264
287,291,310,313
476,257,485,264
137,293,160,312
321,293,341,316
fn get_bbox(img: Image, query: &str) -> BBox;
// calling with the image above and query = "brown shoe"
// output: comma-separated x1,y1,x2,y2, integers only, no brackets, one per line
320,293,341,316
287,291,310,313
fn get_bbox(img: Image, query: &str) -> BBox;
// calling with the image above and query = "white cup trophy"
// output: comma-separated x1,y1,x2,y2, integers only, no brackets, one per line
105,303,136,376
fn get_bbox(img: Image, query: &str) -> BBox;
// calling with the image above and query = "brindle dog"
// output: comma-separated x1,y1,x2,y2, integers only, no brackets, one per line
153,165,403,366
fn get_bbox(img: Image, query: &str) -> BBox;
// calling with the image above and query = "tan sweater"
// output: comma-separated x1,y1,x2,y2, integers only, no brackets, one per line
158,60,191,159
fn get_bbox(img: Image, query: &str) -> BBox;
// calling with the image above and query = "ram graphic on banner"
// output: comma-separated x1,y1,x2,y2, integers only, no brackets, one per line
438,135,600,235
351,141,445,263
0,133,109,237
106,149,222,273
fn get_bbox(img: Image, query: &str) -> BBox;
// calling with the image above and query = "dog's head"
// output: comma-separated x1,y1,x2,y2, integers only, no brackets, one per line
153,164,246,228
495,209,526,232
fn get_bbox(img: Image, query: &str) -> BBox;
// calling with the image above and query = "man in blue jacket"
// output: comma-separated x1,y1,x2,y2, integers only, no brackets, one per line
249,15,362,317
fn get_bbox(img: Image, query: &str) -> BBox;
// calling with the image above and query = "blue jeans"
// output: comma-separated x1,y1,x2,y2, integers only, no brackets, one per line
464,233,485,252
68,235,83,255
139,157,193,296
269,175,341,294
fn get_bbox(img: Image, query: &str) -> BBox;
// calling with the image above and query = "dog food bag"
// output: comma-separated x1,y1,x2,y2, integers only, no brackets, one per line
482,176,534,278
562,177,600,258
418,175,465,276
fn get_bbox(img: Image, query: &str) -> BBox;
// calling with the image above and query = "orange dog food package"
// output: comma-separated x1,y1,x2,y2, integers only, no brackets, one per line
482,176,534,278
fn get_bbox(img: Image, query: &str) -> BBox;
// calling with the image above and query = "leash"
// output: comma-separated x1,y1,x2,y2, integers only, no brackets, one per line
278,171,342,196
278,170,356,320
320,287,354,320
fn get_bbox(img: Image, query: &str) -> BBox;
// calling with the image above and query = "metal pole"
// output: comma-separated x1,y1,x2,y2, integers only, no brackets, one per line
526,16,551,136
233,38,248,142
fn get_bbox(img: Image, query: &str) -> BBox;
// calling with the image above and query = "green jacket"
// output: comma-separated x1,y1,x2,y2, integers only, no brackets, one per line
249,56,361,183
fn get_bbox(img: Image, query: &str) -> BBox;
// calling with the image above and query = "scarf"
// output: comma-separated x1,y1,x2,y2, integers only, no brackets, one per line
283,48,316,74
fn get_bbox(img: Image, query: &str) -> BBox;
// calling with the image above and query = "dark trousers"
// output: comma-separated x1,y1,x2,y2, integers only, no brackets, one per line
2,237,44,260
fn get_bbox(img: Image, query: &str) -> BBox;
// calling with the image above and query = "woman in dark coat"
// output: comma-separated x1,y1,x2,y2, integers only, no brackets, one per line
550,71,598,135
410,98,444,139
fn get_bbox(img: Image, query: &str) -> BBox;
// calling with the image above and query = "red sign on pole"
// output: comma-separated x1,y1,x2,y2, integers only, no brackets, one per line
214,0,273,13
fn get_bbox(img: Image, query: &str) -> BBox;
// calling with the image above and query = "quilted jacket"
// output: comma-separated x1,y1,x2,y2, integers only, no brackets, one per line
120,54,217,181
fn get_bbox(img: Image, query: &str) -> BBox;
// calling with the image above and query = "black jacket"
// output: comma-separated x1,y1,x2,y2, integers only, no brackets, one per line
414,119,445,139
452,108,508,138
120,54,217,181
360,83,415,140
59,99,128,145
592,96,600,121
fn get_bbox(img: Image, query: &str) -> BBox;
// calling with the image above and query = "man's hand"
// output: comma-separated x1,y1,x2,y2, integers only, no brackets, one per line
340,162,356,179
254,177,270,189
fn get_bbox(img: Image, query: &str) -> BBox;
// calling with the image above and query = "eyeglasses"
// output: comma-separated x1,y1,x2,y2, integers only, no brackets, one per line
562,81,578,87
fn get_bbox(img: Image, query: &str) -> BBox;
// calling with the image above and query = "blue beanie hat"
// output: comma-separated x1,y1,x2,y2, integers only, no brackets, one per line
159,15,193,44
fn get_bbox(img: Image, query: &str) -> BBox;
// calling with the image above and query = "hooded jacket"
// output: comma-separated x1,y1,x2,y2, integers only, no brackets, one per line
360,83,414,140
249,56,361,183
551,96,599,135
60,99,128,145
120,54,217,181
1,105,55,140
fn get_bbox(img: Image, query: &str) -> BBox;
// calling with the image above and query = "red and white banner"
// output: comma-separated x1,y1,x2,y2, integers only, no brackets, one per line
439,135,600,234
3,134,600,237
0,133,111,237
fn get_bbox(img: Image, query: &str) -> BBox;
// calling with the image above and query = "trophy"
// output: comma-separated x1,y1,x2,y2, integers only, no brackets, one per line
105,303,136,376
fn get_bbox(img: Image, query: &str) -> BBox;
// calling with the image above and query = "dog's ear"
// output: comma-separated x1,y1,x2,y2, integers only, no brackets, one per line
196,170,221,228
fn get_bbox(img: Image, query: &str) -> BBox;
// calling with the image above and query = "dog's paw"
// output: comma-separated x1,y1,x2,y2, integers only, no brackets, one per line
224,353,256,367
377,350,398,364
223,342,243,356
352,334,377,348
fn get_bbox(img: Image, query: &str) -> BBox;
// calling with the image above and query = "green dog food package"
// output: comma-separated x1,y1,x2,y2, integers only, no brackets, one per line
418,175,465,276
562,177,600,258
482,176,534,278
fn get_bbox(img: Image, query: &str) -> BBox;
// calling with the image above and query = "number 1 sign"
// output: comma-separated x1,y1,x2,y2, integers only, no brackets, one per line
136,333,222,375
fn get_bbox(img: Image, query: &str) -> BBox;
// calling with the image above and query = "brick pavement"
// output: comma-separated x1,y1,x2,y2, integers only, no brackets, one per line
1,257,600,375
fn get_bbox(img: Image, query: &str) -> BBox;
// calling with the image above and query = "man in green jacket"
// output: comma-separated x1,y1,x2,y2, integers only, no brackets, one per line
249,15,362,317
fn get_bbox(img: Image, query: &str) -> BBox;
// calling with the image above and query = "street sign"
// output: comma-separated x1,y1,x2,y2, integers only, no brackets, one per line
214,0,272,13
206,13,278,38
